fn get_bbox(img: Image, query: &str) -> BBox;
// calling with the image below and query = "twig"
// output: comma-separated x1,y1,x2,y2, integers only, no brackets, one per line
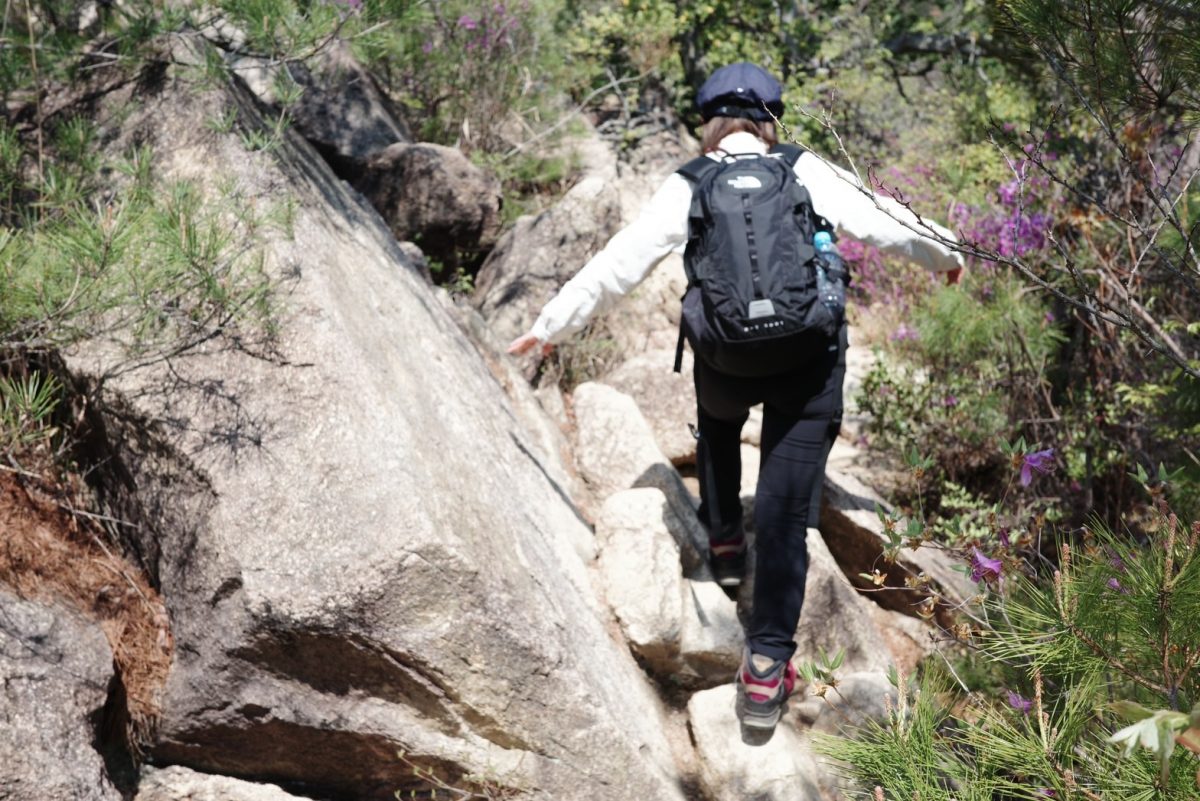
1066,620,1171,695
22,0,43,194
0,461,42,479
502,72,646,159
932,645,973,694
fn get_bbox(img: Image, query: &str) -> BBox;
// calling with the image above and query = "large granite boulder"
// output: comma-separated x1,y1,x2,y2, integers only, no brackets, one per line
472,125,693,355
0,591,121,801
595,488,685,674
687,685,829,801
602,349,698,466
472,133,622,347
231,39,411,171
821,465,976,626
351,142,502,272
71,40,684,801
135,766,306,801
570,382,705,563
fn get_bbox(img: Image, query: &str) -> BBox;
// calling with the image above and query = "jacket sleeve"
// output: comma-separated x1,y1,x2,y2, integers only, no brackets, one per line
794,151,963,272
529,172,693,344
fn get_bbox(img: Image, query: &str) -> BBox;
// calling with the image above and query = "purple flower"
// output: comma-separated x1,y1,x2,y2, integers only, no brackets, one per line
999,529,1011,548
1020,448,1055,487
1038,791,1057,798
942,394,959,407
1108,550,1126,572
1006,690,1033,714
890,323,919,342
1108,577,1130,594
997,180,1021,207
457,13,478,28
1044,311,1056,323
970,548,1003,583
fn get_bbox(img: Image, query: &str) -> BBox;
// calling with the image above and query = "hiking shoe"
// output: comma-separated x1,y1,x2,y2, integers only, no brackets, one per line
709,540,746,588
708,521,746,590
735,650,797,732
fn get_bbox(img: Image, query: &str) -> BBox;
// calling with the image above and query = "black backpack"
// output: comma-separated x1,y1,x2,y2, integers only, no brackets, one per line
673,143,841,377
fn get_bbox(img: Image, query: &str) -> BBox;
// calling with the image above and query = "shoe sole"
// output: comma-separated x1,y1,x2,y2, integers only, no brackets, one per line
735,688,786,729
716,576,742,587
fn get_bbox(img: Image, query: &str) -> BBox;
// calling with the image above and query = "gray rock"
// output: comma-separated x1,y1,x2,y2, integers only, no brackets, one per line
792,530,892,675
440,294,593,563
352,142,502,271
679,579,742,682
570,382,705,568
599,252,690,358
820,466,976,625
472,126,691,356
687,685,829,801
74,43,684,801
595,489,743,688
869,603,938,678
473,154,623,347
136,766,306,801
232,40,411,169
603,349,697,466
595,489,684,673
742,405,763,447
0,591,121,801
791,671,897,735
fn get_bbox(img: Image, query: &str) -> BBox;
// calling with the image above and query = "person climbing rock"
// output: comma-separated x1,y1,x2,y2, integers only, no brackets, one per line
508,62,962,739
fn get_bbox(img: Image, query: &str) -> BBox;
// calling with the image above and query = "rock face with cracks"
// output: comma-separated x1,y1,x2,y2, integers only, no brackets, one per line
0,591,121,801
69,46,685,801
2,32,955,801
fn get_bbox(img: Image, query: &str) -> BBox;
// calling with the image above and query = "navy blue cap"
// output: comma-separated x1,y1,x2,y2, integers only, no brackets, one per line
697,62,784,122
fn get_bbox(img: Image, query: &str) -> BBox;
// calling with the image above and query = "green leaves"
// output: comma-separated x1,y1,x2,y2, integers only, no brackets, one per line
0,371,60,450
797,647,846,692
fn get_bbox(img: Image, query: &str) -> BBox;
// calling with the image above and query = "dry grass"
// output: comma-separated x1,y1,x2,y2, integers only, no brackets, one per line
0,470,172,753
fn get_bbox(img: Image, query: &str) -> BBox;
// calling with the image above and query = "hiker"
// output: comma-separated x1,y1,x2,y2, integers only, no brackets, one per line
507,62,962,736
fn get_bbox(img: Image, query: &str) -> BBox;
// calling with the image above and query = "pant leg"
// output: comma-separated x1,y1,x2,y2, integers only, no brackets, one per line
746,328,846,662
693,359,754,535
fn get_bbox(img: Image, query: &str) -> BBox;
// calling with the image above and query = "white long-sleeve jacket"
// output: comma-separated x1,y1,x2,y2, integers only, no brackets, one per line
528,131,963,345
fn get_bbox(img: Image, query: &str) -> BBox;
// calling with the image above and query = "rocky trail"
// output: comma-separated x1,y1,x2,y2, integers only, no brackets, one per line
0,35,974,801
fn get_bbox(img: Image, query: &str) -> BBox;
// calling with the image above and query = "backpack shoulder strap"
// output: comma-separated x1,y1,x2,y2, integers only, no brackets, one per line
676,155,721,187
768,143,835,235
768,142,806,167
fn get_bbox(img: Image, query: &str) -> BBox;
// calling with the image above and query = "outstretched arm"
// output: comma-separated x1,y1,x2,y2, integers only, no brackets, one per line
507,173,693,353
795,151,964,275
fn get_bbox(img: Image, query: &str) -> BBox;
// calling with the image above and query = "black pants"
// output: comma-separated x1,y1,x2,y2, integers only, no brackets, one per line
694,326,846,662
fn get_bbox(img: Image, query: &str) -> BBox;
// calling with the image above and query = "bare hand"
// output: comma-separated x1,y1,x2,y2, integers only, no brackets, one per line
507,332,554,356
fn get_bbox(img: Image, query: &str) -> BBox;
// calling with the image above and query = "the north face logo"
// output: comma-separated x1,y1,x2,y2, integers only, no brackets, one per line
726,175,763,190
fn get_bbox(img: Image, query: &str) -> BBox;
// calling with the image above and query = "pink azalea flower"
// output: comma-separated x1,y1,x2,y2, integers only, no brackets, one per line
1020,448,1055,486
970,548,1003,583
1006,690,1033,714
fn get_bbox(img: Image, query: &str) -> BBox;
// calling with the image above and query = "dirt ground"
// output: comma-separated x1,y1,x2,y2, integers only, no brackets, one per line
0,469,172,752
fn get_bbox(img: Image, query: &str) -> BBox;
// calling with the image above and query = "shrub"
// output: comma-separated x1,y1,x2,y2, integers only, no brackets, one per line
824,455,1200,799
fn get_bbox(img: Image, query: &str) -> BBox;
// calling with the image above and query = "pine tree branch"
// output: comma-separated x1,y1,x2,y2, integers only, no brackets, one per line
1064,620,1170,696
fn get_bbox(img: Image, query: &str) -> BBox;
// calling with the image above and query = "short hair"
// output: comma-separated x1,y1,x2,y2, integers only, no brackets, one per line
700,116,778,154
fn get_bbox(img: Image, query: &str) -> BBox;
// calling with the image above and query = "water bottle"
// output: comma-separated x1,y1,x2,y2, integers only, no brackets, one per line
813,231,847,321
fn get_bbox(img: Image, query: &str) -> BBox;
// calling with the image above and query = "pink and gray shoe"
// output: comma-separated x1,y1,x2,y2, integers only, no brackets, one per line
735,650,797,732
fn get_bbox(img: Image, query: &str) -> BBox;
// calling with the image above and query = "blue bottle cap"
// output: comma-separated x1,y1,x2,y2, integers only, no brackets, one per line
813,231,833,249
